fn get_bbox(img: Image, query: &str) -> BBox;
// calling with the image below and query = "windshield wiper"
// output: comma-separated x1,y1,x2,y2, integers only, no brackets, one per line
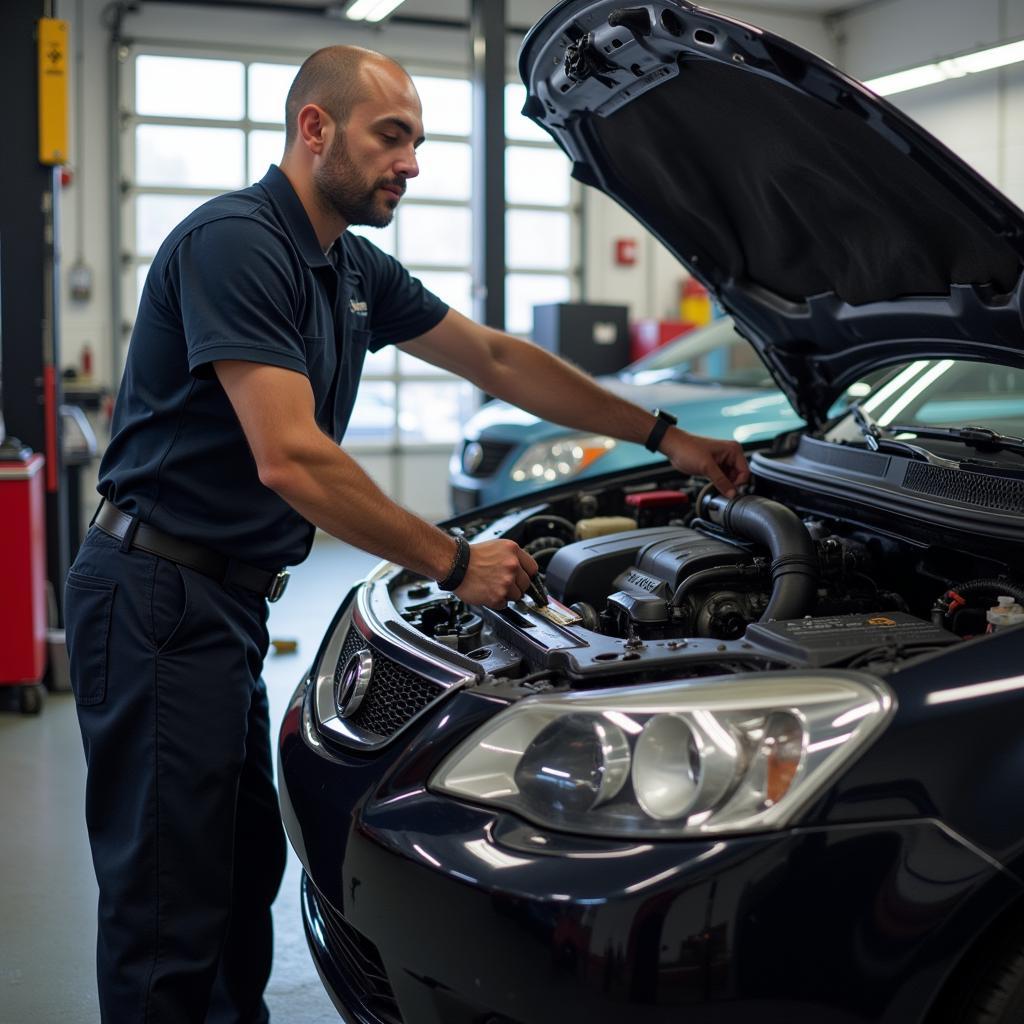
886,423,1024,459
847,403,962,468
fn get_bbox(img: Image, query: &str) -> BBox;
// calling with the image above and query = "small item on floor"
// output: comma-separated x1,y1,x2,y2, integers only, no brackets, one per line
270,638,299,655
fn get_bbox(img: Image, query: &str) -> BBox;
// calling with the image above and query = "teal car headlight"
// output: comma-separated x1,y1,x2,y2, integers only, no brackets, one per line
508,435,617,484
430,672,893,838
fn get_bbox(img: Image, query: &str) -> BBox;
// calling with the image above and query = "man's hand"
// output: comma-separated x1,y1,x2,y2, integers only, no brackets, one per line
455,540,538,609
660,427,750,498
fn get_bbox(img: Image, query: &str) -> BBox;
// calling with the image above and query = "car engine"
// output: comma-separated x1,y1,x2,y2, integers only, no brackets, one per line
390,468,1024,685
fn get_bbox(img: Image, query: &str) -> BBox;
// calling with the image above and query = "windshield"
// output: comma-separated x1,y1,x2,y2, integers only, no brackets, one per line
624,318,775,388
828,359,1024,440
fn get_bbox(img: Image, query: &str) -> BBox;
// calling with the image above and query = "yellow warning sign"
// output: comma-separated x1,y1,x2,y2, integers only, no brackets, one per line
867,616,897,626
38,18,69,165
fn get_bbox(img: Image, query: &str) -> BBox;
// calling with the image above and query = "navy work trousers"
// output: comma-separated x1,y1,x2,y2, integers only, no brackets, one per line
64,527,287,1023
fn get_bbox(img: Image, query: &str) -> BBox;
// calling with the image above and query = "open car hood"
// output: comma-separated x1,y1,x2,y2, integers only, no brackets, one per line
519,0,1024,425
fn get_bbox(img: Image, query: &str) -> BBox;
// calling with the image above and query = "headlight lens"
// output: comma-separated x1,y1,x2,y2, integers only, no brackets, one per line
508,435,616,484
430,672,893,837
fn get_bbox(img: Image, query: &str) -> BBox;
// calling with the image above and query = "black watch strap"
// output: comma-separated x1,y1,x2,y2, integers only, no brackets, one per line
644,408,678,453
438,534,471,592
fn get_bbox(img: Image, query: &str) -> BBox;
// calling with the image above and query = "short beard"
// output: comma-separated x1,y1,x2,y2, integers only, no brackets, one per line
313,133,400,229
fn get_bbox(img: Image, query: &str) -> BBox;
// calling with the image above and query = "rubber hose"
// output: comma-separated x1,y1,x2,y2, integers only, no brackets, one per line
952,579,1024,604
700,494,818,621
935,578,1024,628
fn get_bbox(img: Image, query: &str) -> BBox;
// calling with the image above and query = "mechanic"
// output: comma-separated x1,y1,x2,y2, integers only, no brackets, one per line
64,45,749,1023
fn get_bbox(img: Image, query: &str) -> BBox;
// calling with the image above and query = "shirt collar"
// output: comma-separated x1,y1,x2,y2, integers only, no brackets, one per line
258,164,333,270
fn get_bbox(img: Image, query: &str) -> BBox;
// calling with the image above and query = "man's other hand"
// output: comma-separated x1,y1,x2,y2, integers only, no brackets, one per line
455,540,539,609
661,428,751,498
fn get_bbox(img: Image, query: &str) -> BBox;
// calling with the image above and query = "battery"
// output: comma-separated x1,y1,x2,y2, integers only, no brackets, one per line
745,611,959,668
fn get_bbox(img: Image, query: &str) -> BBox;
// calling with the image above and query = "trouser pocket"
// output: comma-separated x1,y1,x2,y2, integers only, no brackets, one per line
65,571,116,707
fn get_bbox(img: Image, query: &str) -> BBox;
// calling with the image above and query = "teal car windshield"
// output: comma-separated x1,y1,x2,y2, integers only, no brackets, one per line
625,319,776,389
826,359,1024,443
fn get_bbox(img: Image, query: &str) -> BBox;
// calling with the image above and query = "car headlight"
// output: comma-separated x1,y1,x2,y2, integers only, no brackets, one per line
430,671,893,837
508,435,616,484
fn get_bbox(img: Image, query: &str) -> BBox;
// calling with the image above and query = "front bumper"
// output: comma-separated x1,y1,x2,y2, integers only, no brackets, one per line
279,679,1020,1024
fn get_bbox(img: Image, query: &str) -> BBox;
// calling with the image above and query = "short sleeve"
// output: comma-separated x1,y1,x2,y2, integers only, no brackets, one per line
347,237,449,351
168,217,309,379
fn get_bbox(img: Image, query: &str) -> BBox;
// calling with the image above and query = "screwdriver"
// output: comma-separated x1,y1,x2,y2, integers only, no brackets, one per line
525,572,549,608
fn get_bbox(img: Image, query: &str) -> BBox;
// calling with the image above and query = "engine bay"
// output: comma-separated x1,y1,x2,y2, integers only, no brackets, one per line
389,466,1023,688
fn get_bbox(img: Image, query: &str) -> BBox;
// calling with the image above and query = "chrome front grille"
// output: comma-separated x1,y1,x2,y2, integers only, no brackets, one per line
334,624,446,739
313,581,477,751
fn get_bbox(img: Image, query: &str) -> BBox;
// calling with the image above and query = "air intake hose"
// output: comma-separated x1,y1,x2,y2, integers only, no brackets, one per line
699,493,818,621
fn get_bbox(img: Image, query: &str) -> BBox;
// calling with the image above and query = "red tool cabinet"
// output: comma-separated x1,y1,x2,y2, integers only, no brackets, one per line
0,454,47,712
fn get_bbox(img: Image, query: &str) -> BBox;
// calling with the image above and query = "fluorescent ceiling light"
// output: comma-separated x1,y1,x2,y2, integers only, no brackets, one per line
864,37,1024,96
345,0,406,22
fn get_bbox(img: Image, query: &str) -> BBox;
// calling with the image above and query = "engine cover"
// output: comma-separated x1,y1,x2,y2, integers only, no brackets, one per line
545,526,753,630
607,529,752,626
544,526,684,607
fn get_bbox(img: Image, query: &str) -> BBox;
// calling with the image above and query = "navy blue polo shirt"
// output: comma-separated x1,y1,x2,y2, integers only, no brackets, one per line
98,166,448,569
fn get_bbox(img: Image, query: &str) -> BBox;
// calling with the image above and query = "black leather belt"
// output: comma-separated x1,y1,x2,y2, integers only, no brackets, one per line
92,500,290,602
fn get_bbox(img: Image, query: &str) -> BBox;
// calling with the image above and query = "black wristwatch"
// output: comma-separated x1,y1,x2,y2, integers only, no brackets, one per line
438,534,471,592
644,408,678,452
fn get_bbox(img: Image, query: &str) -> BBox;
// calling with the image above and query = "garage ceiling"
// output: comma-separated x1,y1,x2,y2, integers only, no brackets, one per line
173,0,878,22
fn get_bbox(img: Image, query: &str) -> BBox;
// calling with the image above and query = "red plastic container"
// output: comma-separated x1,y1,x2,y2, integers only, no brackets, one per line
0,454,47,687
629,318,693,362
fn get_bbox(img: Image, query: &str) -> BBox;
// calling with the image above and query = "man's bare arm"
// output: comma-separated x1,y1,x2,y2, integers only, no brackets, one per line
213,359,536,606
400,309,750,496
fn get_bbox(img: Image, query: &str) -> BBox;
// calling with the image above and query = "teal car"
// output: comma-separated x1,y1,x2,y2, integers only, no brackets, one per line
449,317,807,512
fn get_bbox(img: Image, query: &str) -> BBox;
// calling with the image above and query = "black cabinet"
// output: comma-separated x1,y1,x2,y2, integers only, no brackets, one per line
531,302,631,376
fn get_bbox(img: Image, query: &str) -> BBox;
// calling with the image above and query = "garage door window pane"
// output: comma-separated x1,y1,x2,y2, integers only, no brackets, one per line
505,83,549,143
348,220,397,257
135,194,210,256
411,270,472,318
347,382,396,445
248,130,284,180
136,125,244,189
399,382,476,443
507,210,571,270
506,147,571,206
248,62,299,123
506,274,572,335
363,346,395,376
136,55,244,120
412,141,471,201
412,76,471,136
398,206,471,265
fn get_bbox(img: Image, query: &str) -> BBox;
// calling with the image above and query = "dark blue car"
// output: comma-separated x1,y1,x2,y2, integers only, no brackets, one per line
279,3,1024,1022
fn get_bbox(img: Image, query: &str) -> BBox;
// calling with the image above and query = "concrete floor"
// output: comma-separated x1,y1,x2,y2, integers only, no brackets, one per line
0,535,380,1024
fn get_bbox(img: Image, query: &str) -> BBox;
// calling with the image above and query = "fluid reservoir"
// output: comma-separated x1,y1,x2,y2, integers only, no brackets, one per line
575,516,636,540
986,596,1024,632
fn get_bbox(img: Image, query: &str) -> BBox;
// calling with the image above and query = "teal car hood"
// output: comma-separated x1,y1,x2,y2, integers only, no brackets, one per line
464,377,800,445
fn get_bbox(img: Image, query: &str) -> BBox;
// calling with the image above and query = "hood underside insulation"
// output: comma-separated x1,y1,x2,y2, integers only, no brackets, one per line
589,59,1021,306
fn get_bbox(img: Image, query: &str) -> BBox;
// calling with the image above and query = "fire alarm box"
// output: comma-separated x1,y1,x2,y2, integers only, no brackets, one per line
614,238,638,266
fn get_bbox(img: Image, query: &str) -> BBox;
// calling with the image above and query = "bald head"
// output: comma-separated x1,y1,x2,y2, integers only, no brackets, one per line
284,45,407,149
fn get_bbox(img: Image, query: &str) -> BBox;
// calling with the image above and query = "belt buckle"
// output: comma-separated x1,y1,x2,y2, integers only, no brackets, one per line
267,570,290,603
